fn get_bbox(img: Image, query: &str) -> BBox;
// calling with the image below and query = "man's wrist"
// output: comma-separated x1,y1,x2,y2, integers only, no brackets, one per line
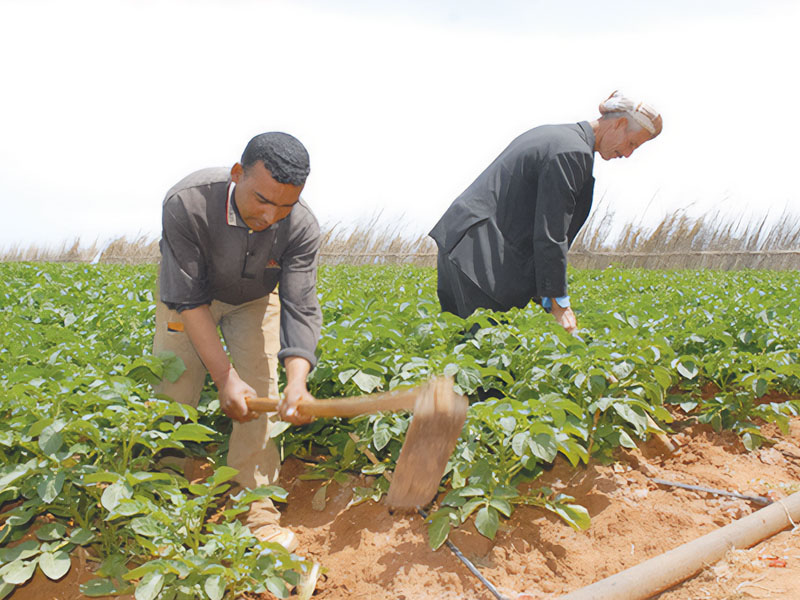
554,295,570,308
284,356,311,387
542,295,570,310
211,365,236,389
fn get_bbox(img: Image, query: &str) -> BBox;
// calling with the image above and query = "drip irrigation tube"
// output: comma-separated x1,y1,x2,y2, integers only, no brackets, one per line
651,477,773,505
417,508,509,600
559,489,800,600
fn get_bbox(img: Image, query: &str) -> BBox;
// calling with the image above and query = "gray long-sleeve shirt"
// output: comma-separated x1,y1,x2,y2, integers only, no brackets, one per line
429,122,596,310
158,167,322,367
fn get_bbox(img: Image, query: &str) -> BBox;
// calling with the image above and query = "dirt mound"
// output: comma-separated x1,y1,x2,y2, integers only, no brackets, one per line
280,418,800,600
11,418,800,600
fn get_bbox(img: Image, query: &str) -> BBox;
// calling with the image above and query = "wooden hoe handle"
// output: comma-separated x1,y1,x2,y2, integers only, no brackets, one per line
246,385,421,418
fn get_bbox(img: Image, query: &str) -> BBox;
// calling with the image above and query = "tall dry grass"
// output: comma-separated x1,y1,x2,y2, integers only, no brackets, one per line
570,208,800,270
2,211,798,270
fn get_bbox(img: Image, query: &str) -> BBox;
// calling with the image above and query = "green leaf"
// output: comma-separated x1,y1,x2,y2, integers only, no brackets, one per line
333,471,350,486
613,404,648,436
558,438,589,467
612,361,635,380
753,377,768,398
38,424,64,457
96,553,128,579
112,498,147,517
352,371,382,393
511,432,529,457
5,505,35,528
0,559,37,585
0,582,14,600
0,540,39,563
69,527,95,546
39,550,71,580
372,427,391,451
158,351,187,383
126,363,162,386
337,368,358,384
36,472,66,504
588,374,607,394
498,416,516,433
101,481,133,511
528,433,558,463
188,483,209,495
0,460,36,494
491,485,518,500
28,417,54,439
35,522,67,541
651,365,673,389
210,466,239,487
84,471,122,485
676,359,699,380
742,432,763,451
81,578,119,597
171,423,215,442
204,575,225,600
126,472,174,486
617,430,637,449
124,561,170,581
474,506,499,539
456,486,486,498
552,503,591,531
235,485,289,505
460,497,485,521
311,485,328,512
130,515,163,537
489,498,512,517
269,420,291,438
265,576,289,598
427,511,452,550
134,571,165,600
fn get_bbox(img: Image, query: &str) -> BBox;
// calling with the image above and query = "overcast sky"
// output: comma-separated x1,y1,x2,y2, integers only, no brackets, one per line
1,0,798,249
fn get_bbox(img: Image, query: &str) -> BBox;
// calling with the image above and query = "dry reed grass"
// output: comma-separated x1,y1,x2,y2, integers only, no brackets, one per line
570,207,800,270
2,211,798,270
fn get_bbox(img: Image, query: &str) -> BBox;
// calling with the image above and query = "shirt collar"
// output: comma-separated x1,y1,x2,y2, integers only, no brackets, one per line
226,181,240,227
577,121,596,153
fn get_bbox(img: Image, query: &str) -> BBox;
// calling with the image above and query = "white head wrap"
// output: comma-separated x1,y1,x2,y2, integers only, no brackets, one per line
599,90,662,137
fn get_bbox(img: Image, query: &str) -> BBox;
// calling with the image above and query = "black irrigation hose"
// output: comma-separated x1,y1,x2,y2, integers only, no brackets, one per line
651,477,773,505
417,508,510,600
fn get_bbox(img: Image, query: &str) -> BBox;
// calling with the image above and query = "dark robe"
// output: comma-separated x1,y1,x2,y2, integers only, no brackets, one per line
429,122,596,315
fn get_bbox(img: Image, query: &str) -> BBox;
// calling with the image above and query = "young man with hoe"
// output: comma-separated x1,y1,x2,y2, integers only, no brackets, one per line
153,132,320,553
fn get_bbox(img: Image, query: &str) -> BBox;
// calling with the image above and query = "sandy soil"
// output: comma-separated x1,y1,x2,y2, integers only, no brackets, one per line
10,416,800,600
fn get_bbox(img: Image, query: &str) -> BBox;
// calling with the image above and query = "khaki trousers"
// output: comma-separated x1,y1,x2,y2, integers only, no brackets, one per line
153,292,282,491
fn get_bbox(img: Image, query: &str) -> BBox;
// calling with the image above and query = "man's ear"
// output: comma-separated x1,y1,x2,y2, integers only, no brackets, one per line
230,162,243,183
615,117,628,131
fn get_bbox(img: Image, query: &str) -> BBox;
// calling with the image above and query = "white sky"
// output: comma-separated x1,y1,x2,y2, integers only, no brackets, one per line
1,0,798,249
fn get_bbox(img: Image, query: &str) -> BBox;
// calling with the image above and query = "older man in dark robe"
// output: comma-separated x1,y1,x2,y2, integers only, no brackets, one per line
430,91,663,333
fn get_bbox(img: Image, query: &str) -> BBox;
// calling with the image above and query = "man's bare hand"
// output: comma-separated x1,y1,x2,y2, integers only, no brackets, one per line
218,369,259,423
551,303,578,334
279,356,315,425
279,380,315,425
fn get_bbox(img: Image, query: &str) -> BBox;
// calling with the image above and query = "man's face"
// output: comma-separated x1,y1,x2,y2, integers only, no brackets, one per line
598,118,653,161
231,161,303,231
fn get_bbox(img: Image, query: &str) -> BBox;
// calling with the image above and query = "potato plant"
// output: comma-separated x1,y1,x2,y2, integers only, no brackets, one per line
1,262,799,596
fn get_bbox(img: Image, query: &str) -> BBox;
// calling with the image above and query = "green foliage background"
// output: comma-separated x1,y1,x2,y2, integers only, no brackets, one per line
1,263,799,595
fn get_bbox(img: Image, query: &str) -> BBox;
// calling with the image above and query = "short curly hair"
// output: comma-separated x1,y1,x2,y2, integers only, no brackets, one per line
241,132,310,186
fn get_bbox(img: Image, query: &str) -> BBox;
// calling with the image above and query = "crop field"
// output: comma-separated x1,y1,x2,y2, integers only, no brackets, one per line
1,262,799,599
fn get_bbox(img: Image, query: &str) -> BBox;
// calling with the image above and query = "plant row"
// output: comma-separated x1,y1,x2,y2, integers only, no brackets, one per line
1,263,799,598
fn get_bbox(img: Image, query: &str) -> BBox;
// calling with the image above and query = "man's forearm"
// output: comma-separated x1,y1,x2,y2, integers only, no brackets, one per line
284,356,312,388
180,305,233,387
